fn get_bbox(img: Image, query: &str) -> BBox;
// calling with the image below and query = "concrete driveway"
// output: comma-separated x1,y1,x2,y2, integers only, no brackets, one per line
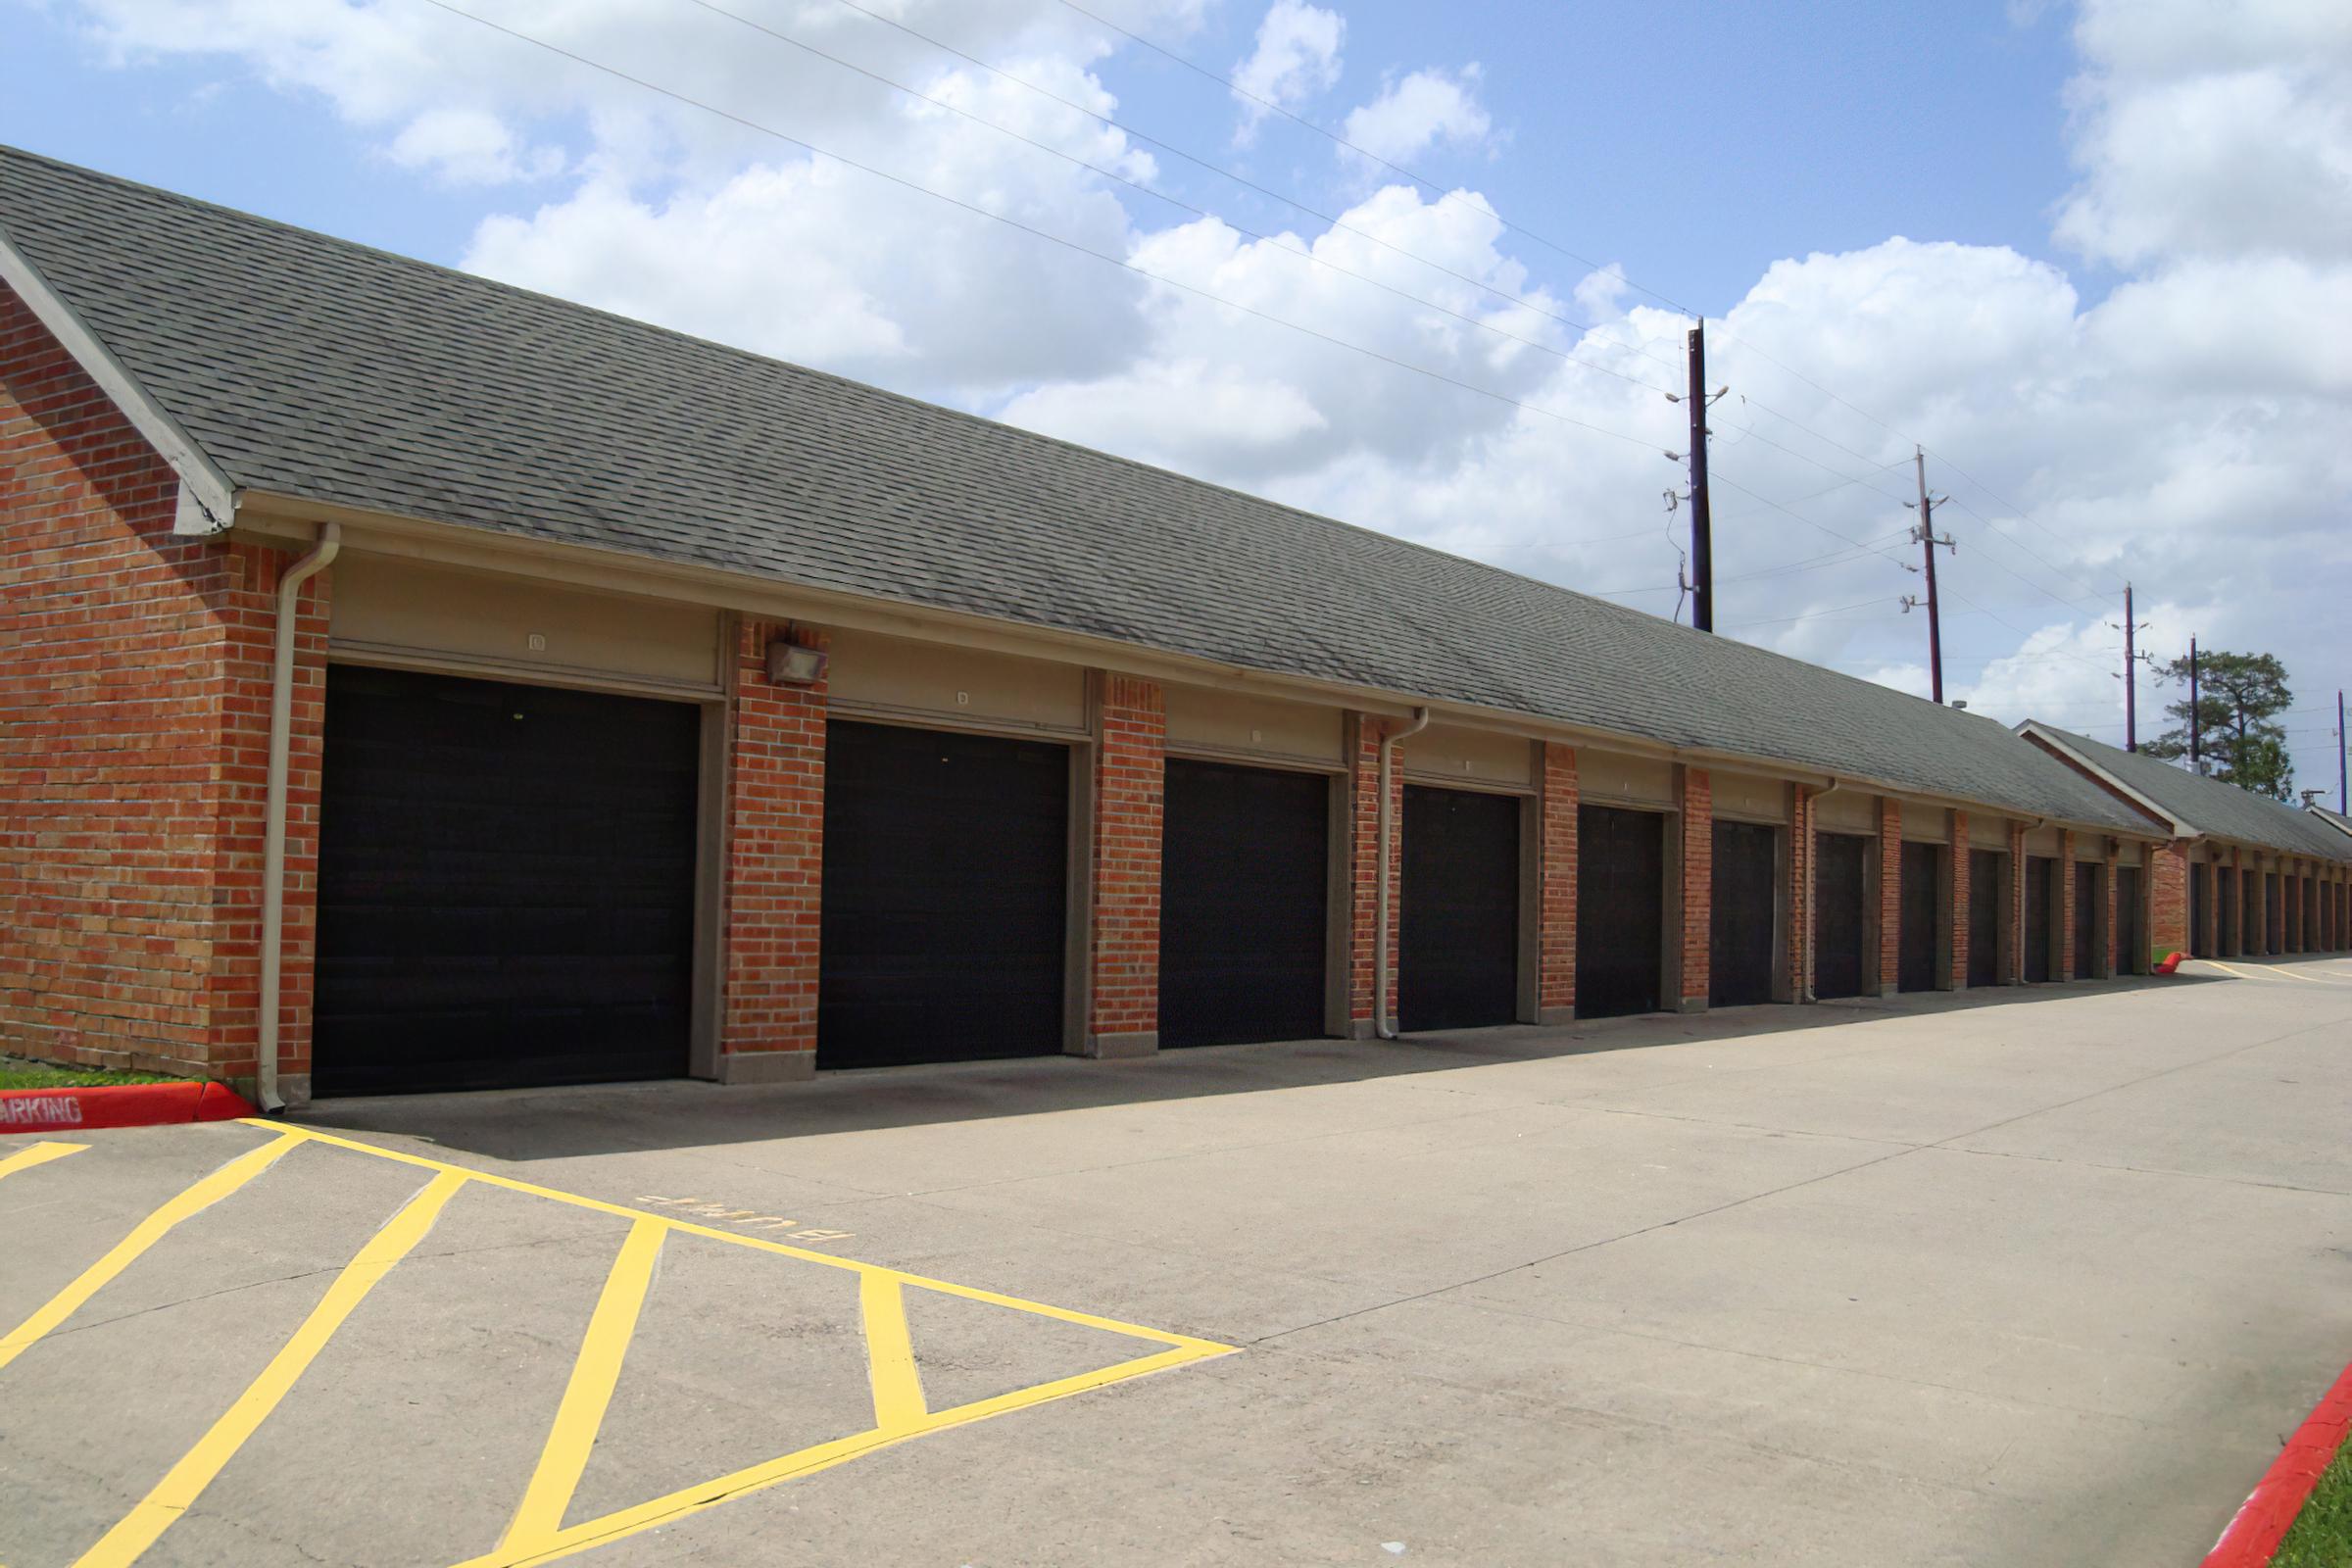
5,958,2349,1567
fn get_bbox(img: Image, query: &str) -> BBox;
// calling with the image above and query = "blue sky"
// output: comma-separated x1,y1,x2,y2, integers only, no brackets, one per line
3,0,2345,794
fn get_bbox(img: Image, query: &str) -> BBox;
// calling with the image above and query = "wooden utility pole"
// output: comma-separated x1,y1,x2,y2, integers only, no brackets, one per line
2124,584,2138,751
2339,688,2346,813
1904,448,1953,702
1687,320,1714,633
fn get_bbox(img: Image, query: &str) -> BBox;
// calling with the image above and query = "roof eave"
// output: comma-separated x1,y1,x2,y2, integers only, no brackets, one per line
229,489,2160,842
0,223,237,536
2016,721,2195,839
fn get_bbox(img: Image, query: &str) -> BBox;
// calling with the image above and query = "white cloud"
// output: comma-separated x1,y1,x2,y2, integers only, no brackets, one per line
387,107,564,185
1341,66,1493,166
1229,0,1344,143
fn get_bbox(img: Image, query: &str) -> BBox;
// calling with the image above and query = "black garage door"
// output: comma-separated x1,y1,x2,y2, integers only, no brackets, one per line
314,665,701,1097
1813,833,1871,1000
2073,862,2101,978
1577,806,1663,1019
2267,873,2282,954
1710,820,1778,1007
2116,865,2143,974
1898,842,1941,993
2189,865,2208,956
820,720,1067,1068
1160,760,1328,1048
2024,856,2055,981
1968,850,2003,987
2221,869,2239,955
1400,786,1520,1032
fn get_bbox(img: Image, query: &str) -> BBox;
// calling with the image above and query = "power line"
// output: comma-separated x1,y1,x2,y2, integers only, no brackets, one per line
409,0,1675,463
682,0,1680,402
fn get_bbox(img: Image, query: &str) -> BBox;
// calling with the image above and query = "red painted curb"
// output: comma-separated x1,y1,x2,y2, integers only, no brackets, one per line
0,1081,257,1133
2202,1360,2352,1568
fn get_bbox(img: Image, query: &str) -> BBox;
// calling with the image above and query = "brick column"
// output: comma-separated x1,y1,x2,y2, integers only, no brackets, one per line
1789,786,1816,999
2103,848,2120,977
1347,714,1404,1037
1949,812,1972,990
2058,832,2080,980
1088,675,1164,1057
1876,799,1901,997
2008,821,2028,983
717,618,826,1082
2151,842,2189,962
1678,767,1712,1011
2232,851,2249,956
1537,743,1577,1024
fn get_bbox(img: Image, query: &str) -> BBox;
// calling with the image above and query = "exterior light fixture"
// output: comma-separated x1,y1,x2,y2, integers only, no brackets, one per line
765,636,829,687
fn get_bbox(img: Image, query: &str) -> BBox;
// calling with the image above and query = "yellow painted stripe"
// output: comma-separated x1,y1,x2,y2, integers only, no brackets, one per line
72,1168,466,1568
858,1271,927,1432
498,1218,665,1552
247,1123,1230,1356
0,1131,301,1374
0,1141,86,1182
447,1343,1231,1568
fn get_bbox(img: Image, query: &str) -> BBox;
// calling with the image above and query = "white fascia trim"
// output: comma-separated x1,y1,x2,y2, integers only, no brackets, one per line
0,226,237,535
2017,721,2196,840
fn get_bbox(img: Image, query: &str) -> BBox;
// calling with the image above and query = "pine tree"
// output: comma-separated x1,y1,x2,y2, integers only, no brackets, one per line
2140,651,2294,800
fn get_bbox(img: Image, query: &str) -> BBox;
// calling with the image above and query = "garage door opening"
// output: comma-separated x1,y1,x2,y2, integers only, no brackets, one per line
1813,832,1871,1000
2073,861,2102,978
1897,842,1941,993
2221,869,2240,956
2116,865,2144,975
1399,786,1521,1033
314,665,703,1097
2266,872,2282,955
1159,760,1329,1049
1710,820,1779,1007
820,720,1068,1069
1968,850,2005,987
1577,805,1664,1020
2024,857,2056,982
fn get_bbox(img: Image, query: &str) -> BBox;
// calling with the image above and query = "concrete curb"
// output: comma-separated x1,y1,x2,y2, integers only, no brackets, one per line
0,1081,256,1134
2201,1360,2352,1568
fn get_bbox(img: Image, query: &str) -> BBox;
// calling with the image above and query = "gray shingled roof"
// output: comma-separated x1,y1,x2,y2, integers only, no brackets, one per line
0,146,2152,833
2024,725,2352,862
2304,805,2352,843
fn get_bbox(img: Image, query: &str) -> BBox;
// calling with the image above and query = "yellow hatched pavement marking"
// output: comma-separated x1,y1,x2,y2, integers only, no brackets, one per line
220,1122,1233,1568
0,1140,85,1182
0,1130,302,1374
858,1270,928,1432
497,1217,665,1553
73,1168,467,1568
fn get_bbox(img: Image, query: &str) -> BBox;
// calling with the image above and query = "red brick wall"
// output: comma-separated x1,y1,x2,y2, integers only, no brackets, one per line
1090,675,1164,1047
2058,831,2080,980
1538,743,1577,1019
1949,812,1972,987
719,618,826,1061
0,284,323,1082
2008,822,2028,983
1876,799,1901,996
2151,842,2188,961
1680,767,1712,1007
1347,714,1402,1032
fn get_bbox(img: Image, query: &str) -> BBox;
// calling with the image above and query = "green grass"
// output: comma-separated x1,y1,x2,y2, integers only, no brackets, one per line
2276,1441,2352,1568
0,1063,183,1090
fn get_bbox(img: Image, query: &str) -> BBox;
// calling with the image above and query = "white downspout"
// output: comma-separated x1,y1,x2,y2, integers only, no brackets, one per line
258,523,340,1113
1374,708,1432,1040
1801,776,1846,1003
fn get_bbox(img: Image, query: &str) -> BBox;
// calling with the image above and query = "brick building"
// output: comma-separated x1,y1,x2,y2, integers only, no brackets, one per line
2022,724,2352,963
5,149,2344,1104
